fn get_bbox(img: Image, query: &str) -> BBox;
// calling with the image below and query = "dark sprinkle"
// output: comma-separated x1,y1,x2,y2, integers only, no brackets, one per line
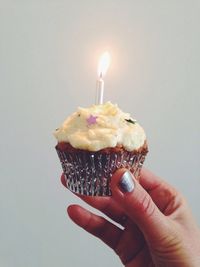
55,128,59,131
125,119,136,124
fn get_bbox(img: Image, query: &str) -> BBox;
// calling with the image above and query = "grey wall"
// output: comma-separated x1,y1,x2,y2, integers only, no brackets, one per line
0,1,200,267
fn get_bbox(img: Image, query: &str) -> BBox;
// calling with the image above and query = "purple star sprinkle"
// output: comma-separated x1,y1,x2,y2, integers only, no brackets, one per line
87,115,98,125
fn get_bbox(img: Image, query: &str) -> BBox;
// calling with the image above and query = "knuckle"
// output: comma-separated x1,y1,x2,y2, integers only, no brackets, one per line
152,231,183,256
115,245,124,262
114,239,125,260
164,192,187,216
138,194,156,218
114,243,129,265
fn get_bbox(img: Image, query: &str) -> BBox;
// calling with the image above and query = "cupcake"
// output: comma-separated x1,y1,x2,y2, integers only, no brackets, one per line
54,102,148,196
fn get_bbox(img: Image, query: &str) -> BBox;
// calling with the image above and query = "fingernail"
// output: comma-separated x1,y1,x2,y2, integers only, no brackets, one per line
119,171,135,193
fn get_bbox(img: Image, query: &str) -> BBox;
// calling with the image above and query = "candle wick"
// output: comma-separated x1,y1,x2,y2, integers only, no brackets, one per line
99,72,103,79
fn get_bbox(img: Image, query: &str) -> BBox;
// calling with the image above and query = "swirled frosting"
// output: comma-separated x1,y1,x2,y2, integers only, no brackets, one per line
54,102,146,152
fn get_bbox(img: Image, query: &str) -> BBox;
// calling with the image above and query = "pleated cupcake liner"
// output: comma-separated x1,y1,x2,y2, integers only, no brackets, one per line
56,148,146,196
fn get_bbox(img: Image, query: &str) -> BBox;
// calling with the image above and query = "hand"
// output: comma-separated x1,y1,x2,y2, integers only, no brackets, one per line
61,169,200,267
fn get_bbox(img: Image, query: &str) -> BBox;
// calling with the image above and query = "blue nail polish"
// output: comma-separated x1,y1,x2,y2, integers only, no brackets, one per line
119,171,135,193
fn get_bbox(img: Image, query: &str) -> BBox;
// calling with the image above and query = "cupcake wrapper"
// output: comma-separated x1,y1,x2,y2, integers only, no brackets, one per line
56,149,146,196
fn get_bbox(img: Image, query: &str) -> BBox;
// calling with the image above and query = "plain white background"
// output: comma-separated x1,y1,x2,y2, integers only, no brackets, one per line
0,1,200,266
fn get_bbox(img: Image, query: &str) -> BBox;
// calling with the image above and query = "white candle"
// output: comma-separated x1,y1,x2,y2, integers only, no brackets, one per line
96,73,104,105
95,51,110,105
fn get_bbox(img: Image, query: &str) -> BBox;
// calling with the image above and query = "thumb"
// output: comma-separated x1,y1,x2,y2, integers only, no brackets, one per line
110,169,172,244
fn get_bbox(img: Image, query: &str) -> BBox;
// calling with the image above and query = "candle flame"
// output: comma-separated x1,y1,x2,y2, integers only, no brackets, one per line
98,51,111,78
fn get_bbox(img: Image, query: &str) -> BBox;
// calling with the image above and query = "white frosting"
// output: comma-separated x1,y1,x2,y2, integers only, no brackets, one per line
54,102,146,152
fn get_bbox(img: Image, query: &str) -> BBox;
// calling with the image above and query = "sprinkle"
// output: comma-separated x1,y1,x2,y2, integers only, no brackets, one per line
87,115,98,125
125,118,136,124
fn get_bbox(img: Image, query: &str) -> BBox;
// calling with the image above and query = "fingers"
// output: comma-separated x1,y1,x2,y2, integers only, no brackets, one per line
67,205,145,265
61,174,127,226
67,204,122,250
62,168,179,246
64,174,145,264
114,220,145,265
110,169,172,244
61,174,66,187
79,195,127,226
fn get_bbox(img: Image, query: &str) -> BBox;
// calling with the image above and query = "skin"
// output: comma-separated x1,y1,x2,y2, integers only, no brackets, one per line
61,168,200,267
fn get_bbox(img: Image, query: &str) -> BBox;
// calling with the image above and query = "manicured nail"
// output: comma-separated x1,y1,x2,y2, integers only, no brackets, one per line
119,171,135,193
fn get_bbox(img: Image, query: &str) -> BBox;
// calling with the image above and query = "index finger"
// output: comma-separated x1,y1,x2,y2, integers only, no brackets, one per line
61,173,127,226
